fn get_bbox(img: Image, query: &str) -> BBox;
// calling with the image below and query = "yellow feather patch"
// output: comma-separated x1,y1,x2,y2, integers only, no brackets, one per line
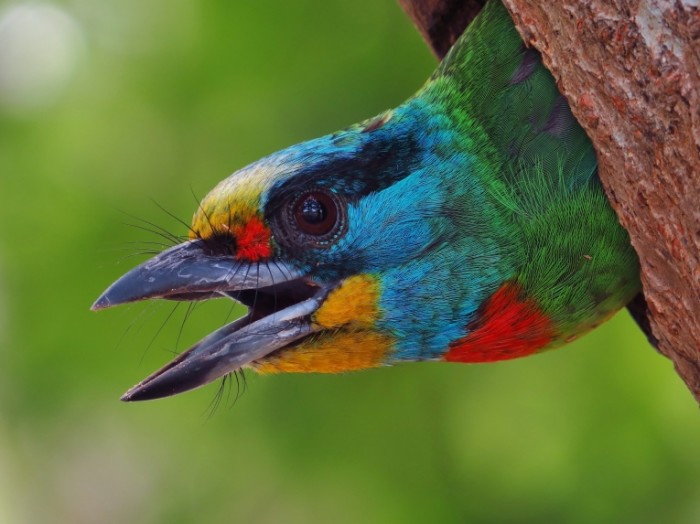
190,176,262,240
253,331,393,374
313,274,381,329
253,275,389,374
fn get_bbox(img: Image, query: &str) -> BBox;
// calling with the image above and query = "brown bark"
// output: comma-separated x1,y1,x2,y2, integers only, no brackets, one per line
398,0,700,402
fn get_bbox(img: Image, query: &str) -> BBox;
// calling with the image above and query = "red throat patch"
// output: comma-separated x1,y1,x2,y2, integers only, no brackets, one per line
445,283,553,363
233,217,272,262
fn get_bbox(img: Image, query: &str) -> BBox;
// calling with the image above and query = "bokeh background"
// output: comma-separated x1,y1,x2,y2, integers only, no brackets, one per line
1,1,698,523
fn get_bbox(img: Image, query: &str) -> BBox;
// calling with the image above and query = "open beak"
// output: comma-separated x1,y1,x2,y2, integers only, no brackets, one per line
92,240,329,401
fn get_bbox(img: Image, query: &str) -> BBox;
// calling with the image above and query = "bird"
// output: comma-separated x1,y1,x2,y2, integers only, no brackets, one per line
92,0,640,401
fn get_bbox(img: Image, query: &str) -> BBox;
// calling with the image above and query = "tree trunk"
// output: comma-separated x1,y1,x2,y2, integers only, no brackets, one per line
398,0,700,403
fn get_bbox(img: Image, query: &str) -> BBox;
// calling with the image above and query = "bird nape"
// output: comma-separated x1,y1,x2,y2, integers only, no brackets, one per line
92,0,640,402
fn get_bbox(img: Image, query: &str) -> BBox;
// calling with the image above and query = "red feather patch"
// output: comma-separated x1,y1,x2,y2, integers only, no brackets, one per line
445,283,553,363
233,217,272,262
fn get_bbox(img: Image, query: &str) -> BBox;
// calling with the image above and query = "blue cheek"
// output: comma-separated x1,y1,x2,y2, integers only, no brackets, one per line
324,167,501,360
377,245,506,361
336,170,444,270
379,257,480,360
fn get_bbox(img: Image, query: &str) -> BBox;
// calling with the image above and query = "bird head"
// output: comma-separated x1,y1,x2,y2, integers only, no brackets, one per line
92,0,641,402
93,105,501,401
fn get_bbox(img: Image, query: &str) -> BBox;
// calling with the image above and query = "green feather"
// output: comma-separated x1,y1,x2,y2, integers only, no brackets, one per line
420,0,639,343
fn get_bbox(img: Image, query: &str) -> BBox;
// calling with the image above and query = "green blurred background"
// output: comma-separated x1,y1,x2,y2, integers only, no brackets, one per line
1,1,698,523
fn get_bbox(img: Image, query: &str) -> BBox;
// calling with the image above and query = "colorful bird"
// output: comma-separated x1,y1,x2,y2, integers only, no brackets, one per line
93,0,640,401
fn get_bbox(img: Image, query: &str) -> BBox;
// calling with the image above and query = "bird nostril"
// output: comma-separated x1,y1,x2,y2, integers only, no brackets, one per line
197,216,273,262
201,230,237,257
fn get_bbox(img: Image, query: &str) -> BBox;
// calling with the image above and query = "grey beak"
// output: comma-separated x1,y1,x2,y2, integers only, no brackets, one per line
120,293,325,401
91,239,303,310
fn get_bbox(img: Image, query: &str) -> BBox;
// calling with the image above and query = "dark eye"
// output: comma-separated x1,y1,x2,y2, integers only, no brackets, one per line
271,188,347,250
293,191,338,236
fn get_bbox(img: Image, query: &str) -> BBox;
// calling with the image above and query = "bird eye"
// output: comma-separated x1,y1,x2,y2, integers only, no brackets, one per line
271,188,347,251
293,191,338,236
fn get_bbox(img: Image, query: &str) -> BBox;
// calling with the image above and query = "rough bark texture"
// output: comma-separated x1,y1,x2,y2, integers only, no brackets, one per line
398,0,700,402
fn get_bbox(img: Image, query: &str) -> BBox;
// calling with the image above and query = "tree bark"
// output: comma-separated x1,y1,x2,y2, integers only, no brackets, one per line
398,0,700,403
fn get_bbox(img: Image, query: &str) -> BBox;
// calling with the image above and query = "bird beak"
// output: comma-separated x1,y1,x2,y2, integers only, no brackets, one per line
92,240,329,401
91,239,304,310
